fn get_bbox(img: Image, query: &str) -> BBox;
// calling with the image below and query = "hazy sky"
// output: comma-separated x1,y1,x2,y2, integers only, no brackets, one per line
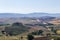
0,0,60,13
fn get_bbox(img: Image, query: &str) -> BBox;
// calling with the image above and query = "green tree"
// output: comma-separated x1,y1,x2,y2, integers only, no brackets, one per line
27,34,34,40
38,30,43,35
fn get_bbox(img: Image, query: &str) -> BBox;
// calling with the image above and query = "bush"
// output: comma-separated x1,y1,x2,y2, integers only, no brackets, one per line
31,30,43,35
27,34,34,40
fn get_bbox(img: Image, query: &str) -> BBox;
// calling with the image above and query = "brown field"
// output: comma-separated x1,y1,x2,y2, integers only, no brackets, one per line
49,19,60,25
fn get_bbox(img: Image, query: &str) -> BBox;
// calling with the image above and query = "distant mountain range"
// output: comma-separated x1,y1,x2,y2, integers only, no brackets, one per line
0,13,60,18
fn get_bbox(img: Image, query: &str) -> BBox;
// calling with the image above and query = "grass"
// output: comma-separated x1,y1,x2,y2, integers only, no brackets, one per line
50,36,60,40
0,35,42,40
0,35,60,40
0,36,27,40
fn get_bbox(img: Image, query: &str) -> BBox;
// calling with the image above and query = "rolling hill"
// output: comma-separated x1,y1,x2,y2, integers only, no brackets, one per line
0,13,60,18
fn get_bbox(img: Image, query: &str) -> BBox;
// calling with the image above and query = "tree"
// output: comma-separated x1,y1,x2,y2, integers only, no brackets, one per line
12,22,23,27
38,30,43,35
1,31,5,34
27,34,34,40
31,32,37,35
31,30,43,35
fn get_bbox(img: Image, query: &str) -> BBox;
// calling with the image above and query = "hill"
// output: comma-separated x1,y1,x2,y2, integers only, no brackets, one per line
3,22,29,36
0,13,60,18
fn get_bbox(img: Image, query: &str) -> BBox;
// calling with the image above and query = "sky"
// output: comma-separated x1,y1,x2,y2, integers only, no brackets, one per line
0,0,60,14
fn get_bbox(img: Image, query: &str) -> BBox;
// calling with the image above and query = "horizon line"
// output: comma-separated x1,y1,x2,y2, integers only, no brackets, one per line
0,12,60,14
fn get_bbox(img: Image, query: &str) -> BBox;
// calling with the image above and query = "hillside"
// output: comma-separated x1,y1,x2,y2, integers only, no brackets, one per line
0,13,60,36
2,22,29,36
0,13,60,18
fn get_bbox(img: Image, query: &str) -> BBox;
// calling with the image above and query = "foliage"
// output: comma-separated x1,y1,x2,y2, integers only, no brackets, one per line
27,34,34,40
31,30,43,35
4,22,28,36
38,30,43,35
